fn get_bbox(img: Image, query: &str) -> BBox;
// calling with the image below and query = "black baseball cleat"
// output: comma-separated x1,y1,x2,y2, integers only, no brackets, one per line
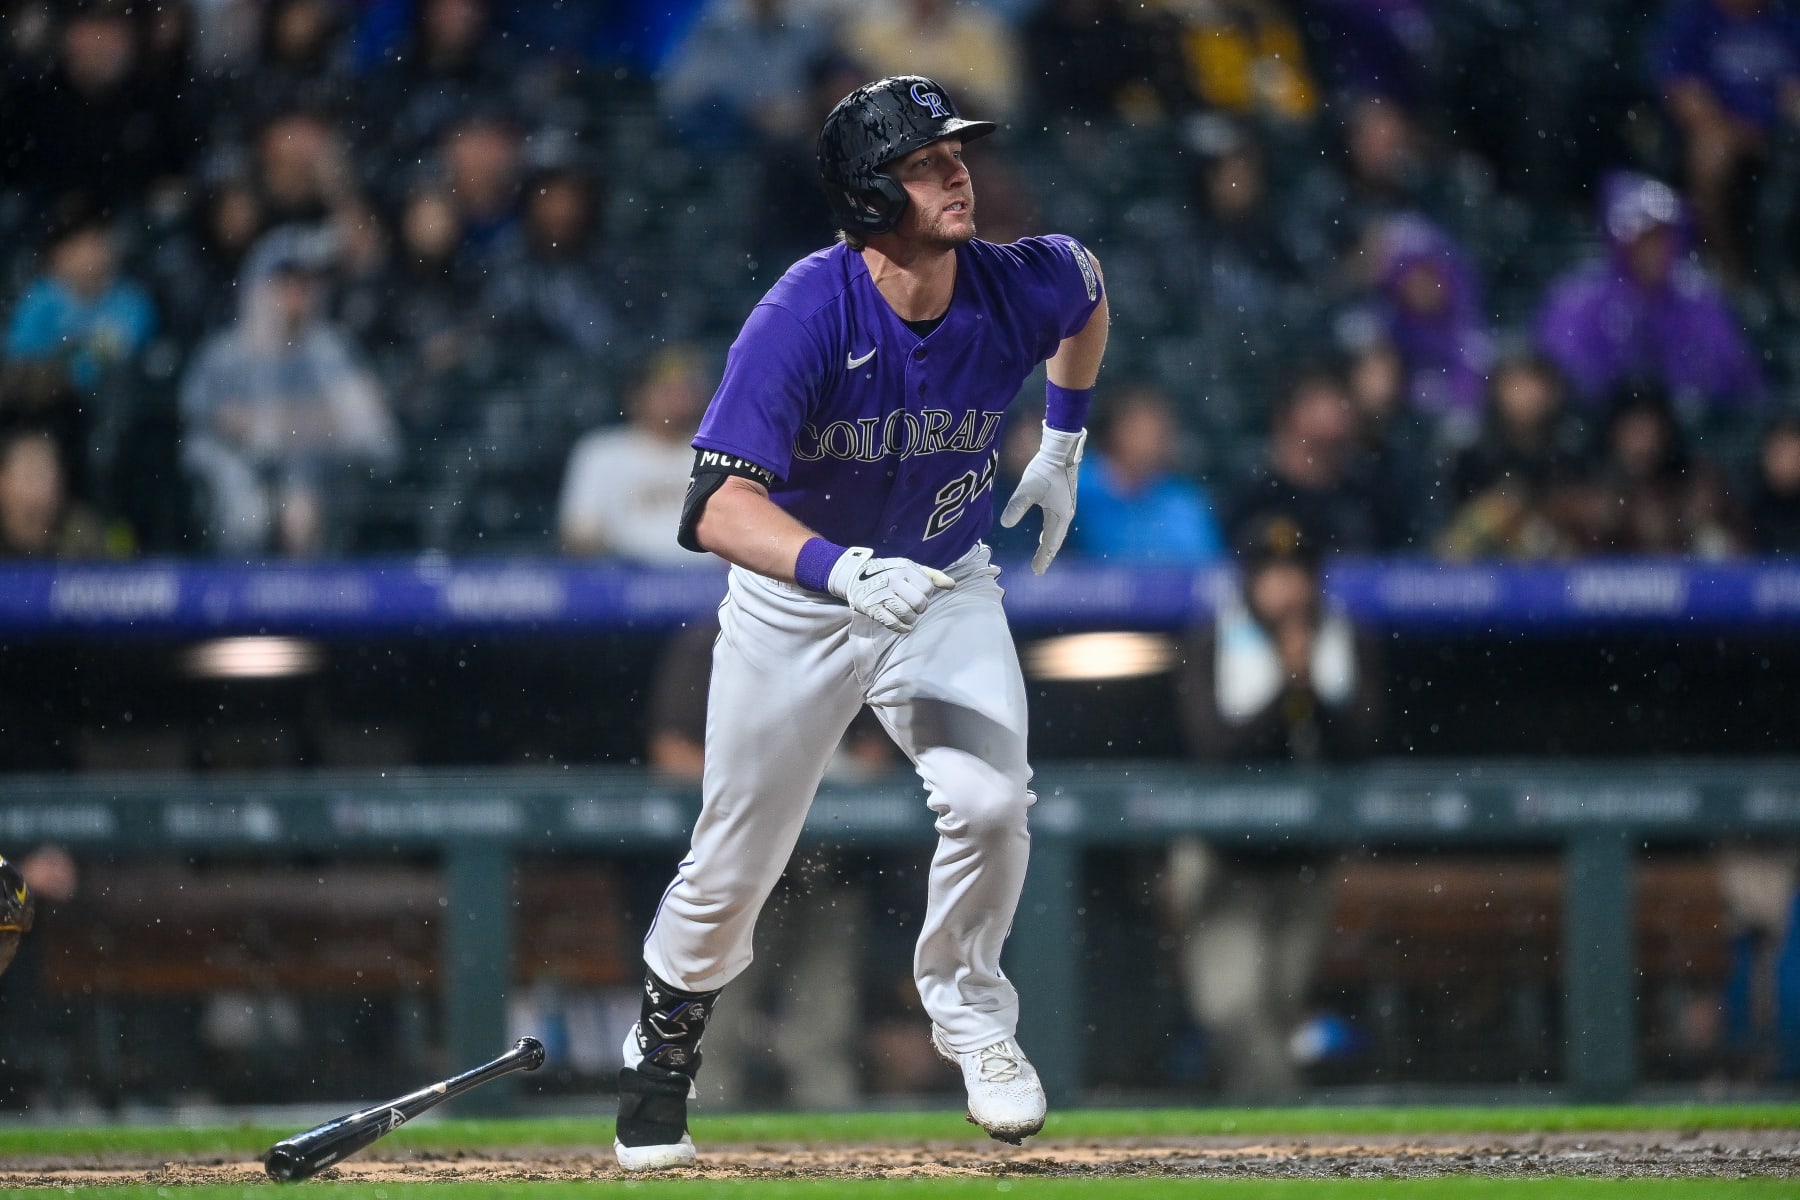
614,972,719,1171
614,1061,697,1170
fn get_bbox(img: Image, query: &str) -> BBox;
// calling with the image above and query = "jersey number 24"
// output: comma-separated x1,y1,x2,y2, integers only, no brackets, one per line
924,452,999,540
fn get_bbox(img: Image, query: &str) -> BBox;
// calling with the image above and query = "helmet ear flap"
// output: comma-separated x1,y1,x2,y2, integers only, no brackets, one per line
835,173,909,237
863,173,909,234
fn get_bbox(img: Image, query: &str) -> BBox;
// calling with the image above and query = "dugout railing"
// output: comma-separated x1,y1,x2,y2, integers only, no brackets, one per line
7,760,1800,1108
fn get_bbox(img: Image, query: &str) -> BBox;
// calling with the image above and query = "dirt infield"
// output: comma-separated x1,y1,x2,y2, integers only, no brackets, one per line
3,1130,1797,1184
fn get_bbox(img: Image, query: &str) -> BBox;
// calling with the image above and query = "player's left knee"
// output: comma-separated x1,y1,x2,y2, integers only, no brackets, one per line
936,760,1031,838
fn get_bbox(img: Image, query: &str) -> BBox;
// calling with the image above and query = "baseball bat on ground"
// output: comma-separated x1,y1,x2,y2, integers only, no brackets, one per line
264,1036,546,1182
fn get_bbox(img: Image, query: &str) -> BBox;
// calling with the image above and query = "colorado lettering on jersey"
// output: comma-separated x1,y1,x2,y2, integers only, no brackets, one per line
791,408,1006,464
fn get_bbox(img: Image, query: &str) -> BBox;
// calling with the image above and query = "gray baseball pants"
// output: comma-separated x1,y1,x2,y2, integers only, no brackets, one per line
640,542,1035,1053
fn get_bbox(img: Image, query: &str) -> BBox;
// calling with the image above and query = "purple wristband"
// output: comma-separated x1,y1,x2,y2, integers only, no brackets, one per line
794,536,848,592
1045,382,1092,432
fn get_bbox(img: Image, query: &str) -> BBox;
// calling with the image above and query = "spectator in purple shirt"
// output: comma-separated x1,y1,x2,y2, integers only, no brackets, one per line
1649,0,1800,286
1353,213,1493,446
1533,170,1766,429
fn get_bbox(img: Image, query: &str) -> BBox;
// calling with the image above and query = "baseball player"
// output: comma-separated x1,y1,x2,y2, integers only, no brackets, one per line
614,74,1108,1171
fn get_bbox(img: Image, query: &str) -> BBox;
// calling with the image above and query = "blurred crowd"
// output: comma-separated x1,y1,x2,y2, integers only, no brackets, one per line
1,0,1798,564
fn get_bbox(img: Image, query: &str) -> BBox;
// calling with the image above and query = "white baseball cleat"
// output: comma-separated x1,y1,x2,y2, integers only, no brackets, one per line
930,1026,1047,1144
613,1132,696,1172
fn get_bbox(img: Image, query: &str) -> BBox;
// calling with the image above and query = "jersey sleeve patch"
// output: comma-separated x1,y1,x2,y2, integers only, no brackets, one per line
1070,241,1099,302
1016,234,1103,343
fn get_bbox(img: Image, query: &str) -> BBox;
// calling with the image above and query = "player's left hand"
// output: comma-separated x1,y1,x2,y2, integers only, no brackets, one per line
1000,424,1087,574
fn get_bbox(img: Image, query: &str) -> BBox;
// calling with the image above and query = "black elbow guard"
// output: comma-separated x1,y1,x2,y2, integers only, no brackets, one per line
677,450,777,552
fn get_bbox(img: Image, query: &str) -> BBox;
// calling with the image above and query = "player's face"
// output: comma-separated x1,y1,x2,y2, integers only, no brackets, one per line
892,138,976,249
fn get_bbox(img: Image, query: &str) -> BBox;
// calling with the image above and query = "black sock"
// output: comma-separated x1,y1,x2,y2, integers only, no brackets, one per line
632,970,720,1076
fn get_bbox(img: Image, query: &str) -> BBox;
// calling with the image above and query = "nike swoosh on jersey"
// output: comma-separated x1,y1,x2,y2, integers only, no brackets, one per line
847,347,877,369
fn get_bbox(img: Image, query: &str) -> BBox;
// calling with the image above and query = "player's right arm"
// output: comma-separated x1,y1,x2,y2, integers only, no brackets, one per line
688,475,817,582
688,475,955,635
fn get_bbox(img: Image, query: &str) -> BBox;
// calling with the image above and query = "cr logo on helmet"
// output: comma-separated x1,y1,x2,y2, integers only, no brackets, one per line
910,83,951,119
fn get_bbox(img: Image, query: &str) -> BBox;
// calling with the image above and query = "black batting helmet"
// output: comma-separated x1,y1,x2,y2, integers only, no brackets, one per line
0,854,34,977
817,75,996,237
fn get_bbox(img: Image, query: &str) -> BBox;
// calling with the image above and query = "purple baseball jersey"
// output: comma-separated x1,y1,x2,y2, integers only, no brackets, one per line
693,234,1103,569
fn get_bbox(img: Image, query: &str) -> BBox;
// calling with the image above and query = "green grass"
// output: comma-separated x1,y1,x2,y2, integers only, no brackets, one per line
4,1181,1799,1199
2,1104,1797,1159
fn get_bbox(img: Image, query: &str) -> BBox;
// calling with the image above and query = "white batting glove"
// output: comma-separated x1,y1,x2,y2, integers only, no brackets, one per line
1000,424,1087,575
827,546,957,633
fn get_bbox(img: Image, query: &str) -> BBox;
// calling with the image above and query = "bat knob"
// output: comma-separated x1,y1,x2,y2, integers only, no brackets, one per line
515,1035,547,1070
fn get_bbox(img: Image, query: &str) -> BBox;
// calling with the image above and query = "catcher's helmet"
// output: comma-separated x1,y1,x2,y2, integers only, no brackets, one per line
0,854,34,977
817,75,996,237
